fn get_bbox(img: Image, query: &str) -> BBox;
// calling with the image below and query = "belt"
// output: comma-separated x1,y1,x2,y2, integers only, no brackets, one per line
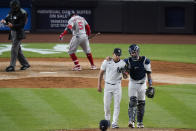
136,82,144,84
106,82,117,85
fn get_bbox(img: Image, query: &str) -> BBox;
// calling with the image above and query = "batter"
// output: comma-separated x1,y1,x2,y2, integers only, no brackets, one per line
59,14,96,71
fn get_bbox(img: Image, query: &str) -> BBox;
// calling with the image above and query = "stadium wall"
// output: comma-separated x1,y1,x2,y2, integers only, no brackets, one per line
0,0,195,34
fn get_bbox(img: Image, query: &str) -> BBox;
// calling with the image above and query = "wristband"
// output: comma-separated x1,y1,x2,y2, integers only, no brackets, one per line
148,79,152,86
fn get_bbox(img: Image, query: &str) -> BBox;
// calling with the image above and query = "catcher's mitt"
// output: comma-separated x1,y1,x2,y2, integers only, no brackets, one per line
146,87,155,98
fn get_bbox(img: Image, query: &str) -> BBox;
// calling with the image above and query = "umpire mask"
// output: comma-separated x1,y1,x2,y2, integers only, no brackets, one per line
10,0,20,12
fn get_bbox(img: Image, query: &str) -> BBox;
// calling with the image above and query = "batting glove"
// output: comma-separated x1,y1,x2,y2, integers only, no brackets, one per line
59,35,63,40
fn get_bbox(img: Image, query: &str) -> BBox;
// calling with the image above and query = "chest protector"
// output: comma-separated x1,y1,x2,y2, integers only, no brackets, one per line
127,56,146,80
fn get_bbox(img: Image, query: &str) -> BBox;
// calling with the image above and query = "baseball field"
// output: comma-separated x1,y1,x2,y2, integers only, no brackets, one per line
0,34,196,131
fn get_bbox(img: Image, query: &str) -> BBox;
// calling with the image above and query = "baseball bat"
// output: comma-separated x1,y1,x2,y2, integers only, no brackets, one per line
88,32,101,40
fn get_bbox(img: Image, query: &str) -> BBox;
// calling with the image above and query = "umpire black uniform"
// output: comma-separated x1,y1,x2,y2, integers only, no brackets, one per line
1,0,30,72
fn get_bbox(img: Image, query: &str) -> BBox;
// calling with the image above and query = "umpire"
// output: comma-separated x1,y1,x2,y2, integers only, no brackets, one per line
0,0,30,72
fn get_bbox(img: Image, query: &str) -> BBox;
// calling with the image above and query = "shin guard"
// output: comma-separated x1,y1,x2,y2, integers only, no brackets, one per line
128,96,137,122
137,100,145,123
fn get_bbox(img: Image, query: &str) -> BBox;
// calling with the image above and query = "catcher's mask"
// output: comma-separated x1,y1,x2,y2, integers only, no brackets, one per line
10,0,20,12
129,44,140,60
99,120,109,131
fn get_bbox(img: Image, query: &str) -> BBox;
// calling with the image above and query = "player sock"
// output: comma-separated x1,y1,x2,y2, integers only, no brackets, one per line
70,53,79,66
86,53,95,66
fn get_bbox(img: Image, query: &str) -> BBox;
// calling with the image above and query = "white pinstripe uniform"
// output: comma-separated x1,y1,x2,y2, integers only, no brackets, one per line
100,59,126,125
67,15,91,54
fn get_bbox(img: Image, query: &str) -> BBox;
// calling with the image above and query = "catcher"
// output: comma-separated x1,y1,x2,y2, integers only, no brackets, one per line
124,44,155,128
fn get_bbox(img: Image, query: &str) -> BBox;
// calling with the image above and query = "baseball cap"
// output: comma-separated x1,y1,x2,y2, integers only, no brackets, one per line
113,48,122,56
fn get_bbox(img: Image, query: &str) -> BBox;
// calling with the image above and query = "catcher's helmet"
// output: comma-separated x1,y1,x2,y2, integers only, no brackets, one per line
99,120,109,131
129,44,140,60
10,0,20,12
129,44,139,54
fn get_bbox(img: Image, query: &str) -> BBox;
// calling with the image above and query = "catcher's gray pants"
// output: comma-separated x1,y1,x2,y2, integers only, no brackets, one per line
10,30,29,67
128,79,146,123
128,79,146,100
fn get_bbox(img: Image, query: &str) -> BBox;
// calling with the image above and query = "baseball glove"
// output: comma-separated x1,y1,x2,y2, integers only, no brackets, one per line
146,87,155,98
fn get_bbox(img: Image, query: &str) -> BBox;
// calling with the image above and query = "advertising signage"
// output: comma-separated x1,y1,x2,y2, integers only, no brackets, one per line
36,8,93,31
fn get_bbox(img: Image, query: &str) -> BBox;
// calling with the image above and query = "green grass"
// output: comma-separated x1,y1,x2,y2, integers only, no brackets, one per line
144,85,196,128
0,85,196,131
0,43,196,63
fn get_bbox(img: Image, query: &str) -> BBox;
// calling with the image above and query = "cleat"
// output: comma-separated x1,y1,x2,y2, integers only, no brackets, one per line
20,65,30,70
5,66,15,72
137,122,144,128
72,65,82,71
128,121,135,128
112,124,119,129
90,65,97,70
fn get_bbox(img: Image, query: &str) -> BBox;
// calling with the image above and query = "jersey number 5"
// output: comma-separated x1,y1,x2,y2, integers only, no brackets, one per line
78,21,83,30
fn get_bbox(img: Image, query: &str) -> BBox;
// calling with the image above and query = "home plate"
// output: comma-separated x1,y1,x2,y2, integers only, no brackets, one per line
40,72,57,74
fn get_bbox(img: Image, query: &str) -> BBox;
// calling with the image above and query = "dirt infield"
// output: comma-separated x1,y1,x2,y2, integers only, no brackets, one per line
0,58,196,88
54,128,196,131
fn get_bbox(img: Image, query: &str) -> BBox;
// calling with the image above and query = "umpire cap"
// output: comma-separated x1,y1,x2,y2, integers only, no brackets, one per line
99,120,109,131
113,48,122,56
